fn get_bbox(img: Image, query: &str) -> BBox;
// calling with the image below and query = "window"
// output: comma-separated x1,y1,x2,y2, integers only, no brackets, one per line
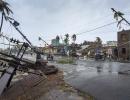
121,34,127,41
122,48,126,54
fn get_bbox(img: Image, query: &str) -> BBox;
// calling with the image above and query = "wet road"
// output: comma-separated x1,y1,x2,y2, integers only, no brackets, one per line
51,59,130,100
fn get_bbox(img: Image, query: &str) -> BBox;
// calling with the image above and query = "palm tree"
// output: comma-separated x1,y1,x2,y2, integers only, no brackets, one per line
71,34,77,57
96,37,102,43
56,35,60,41
0,0,13,33
72,34,76,43
56,35,60,42
83,40,88,45
65,34,69,38
64,34,69,45
95,37,102,48
56,35,60,46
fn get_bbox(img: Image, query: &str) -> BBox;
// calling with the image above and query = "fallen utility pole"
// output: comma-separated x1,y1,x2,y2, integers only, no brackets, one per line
0,42,29,95
7,17,33,46
0,51,34,65
0,16,58,95
6,17,44,55
111,8,130,26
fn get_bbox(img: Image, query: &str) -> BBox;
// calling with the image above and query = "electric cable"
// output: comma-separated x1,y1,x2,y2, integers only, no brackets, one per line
76,21,116,35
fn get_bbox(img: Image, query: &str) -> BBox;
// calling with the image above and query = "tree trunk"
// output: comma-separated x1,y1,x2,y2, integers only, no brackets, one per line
0,12,4,33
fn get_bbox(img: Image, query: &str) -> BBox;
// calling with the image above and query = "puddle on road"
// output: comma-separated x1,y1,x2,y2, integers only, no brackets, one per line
63,72,67,76
76,65,86,72
64,62,122,81
50,59,128,81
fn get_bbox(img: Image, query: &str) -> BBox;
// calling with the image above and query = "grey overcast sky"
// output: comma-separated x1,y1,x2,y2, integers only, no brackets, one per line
1,0,130,47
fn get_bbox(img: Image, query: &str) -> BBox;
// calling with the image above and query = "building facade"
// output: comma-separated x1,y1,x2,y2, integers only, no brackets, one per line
118,29,130,60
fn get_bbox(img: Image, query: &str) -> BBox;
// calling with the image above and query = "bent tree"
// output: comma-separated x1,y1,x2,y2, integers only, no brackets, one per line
0,0,13,33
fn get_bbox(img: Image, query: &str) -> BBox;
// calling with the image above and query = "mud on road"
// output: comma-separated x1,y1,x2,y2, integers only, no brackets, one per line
0,71,92,100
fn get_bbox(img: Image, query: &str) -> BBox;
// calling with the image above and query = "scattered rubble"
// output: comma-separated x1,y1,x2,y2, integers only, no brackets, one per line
0,71,91,100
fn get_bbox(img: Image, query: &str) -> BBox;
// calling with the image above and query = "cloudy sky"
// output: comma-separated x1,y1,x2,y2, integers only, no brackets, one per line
1,0,130,47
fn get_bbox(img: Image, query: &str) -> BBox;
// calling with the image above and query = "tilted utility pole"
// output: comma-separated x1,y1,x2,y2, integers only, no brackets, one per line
111,8,130,61
111,8,130,26
39,37,49,46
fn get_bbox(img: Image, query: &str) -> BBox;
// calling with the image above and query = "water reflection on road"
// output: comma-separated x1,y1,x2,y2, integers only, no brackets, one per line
53,59,123,80
22,55,128,80
21,55,130,100
51,59,130,100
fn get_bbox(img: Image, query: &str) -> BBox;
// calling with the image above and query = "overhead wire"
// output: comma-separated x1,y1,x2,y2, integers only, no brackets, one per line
46,21,117,44
62,13,112,34
43,13,114,42
59,17,117,39
76,21,117,35
50,9,130,40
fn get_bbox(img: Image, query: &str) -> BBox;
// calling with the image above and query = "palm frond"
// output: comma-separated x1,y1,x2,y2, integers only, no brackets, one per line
72,34,76,42
114,13,118,21
65,34,69,38
0,0,13,15
117,11,124,16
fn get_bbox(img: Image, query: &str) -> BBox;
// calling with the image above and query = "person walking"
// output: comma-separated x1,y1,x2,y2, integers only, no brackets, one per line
103,51,107,60
108,47,112,61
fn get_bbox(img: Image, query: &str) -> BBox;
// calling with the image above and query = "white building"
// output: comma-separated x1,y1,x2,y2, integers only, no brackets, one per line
106,41,117,46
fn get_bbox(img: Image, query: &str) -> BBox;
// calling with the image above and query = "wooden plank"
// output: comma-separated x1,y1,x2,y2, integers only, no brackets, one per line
0,67,15,95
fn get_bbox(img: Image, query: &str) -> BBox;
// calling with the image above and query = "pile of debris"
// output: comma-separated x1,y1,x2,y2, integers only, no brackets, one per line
0,37,58,95
0,71,89,100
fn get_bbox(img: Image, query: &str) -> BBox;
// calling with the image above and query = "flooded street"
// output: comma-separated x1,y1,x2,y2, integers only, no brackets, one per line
51,59,123,79
49,58,130,100
16,55,130,100
1,53,130,100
